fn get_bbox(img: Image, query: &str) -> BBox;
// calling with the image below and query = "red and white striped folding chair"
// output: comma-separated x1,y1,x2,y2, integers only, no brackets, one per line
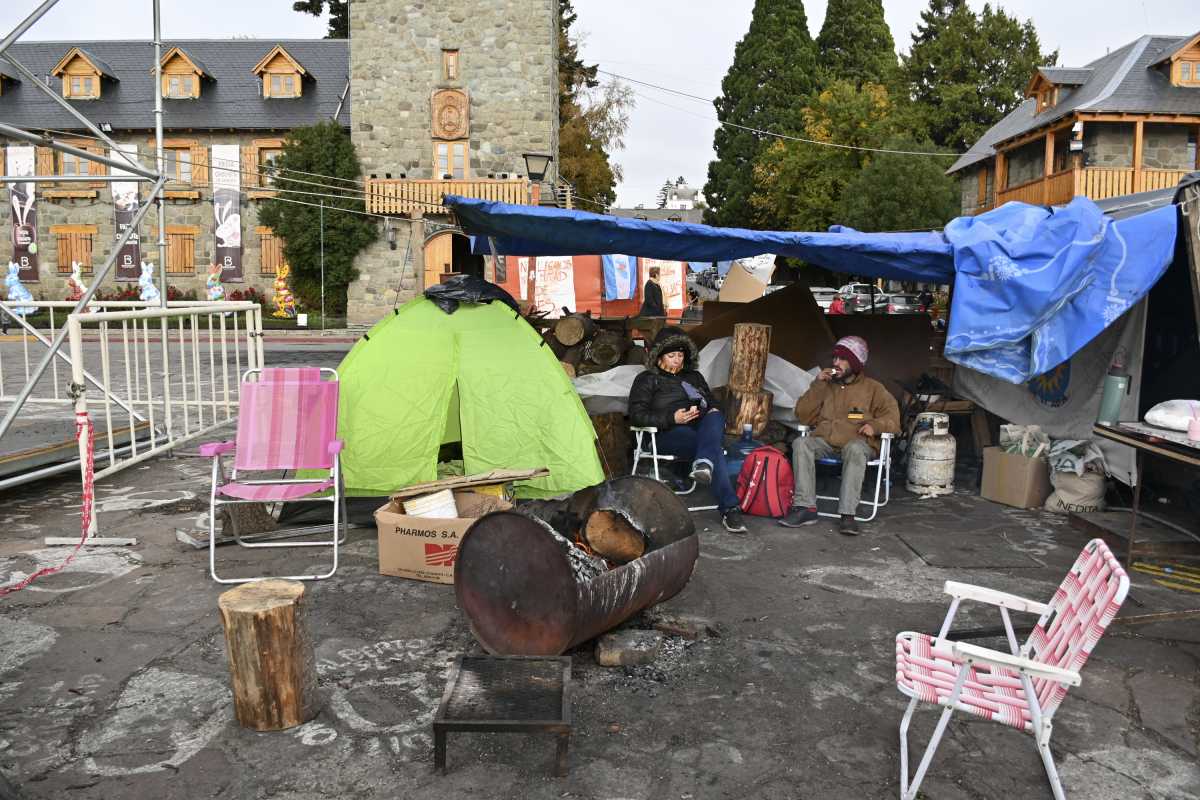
895,538,1128,800
200,367,346,584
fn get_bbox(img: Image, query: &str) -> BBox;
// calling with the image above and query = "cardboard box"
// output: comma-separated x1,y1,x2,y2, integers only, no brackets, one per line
980,447,1053,510
376,489,511,584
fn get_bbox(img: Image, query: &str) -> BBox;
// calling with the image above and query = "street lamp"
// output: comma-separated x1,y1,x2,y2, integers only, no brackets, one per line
522,153,552,182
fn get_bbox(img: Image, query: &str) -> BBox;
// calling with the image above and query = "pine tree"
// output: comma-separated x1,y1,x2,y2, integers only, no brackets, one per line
258,121,376,314
902,0,1054,151
816,0,897,86
292,0,348,39
703,0,820,228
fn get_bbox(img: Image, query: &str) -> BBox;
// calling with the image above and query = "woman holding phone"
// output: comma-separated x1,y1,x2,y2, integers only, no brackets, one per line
628,327,747,533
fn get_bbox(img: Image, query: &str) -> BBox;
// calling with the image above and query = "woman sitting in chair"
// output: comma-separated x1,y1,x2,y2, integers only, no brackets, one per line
628,327,747,534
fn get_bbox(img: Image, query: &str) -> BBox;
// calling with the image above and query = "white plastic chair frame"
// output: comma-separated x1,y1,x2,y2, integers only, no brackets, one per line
796,425,893,521
207,367,348,585
629,426,719,512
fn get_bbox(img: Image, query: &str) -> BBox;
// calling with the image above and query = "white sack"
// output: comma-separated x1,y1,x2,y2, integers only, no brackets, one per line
1144,400,1200,432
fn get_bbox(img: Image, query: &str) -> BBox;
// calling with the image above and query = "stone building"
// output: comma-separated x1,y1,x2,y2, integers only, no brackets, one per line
949,31,1200,215
346,0,560,325
0,40,350,301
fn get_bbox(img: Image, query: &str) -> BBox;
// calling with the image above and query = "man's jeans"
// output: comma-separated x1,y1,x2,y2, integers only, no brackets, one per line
655,410,740,512
790,436,873,516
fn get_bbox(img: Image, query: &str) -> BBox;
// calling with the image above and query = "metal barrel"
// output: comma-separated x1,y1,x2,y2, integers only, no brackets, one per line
455,492,700,655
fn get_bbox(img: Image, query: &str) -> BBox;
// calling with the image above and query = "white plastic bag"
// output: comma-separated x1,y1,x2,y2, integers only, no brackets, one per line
1144,400,1200,432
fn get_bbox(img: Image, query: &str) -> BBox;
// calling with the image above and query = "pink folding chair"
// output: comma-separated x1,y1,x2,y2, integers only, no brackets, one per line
200,367,345,584
895,538,1128,800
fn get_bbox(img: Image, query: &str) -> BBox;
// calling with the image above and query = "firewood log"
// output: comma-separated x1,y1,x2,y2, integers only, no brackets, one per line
723,388,773,436
728,323,771,394
554,312,597,346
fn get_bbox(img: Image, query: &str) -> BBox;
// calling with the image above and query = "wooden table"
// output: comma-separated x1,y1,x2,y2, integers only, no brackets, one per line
1090,422,1200,565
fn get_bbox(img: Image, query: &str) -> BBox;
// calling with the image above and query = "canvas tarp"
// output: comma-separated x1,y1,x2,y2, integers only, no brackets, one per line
334,296,604,498
446,195,1178,385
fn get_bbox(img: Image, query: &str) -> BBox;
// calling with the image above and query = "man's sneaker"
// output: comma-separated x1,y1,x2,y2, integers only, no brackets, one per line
722,509,748,534
839,514,860,536
778,507,819,527
689,458,713,485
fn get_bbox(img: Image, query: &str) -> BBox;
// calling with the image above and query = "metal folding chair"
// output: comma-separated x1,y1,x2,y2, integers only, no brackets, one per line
629,426,718,512
200,367,346,584
895,539,1129,800
797,426,894,521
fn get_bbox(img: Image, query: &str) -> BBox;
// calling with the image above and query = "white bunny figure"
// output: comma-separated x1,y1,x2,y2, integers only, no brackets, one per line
65,261,88,302
138,262,161,304
5,262,36,316
213,199,241,248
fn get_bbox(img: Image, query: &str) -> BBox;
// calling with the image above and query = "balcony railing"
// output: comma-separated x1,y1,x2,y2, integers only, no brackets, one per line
986,167,1193,214
365,178,531,215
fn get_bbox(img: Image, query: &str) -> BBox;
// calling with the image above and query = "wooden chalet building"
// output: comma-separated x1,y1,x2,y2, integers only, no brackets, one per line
950,31,1200,215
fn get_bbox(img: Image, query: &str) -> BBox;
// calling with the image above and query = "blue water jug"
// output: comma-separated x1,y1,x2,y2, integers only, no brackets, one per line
724,424,762,489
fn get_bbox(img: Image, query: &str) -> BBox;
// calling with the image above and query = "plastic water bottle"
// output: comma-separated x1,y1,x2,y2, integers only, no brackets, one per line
724,423,762,488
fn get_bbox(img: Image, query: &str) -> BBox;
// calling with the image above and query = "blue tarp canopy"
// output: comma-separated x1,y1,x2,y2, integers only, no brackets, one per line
446,195,1178,384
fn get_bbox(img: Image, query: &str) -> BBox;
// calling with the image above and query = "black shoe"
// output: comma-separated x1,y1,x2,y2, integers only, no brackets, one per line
722,509,748,534
778,507,819,527
839,514,860,536
690,458,713,485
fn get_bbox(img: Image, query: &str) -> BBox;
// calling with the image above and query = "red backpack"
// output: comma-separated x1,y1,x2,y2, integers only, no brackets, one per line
736,445,795,517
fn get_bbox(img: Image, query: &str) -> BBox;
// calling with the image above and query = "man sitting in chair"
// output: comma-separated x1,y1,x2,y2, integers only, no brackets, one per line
779,335,899,536
628,327,748,534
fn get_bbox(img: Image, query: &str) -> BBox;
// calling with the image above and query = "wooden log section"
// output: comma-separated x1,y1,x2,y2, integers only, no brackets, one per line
589,331,630,368
590,412,633,478
728,323,771,394
218,579,319,732
560,361,577,379
542,329,567,359
554,313,597,347
583,510,646,563
623,344,647,366
560,344,585,369
724,388,774,437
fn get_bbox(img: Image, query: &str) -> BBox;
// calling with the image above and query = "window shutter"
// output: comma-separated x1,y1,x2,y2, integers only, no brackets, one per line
191,144,209,187
242,145,258,188
88,144,108,187
36,146,55,176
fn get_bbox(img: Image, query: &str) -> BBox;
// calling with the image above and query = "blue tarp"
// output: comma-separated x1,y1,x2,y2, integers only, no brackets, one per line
446,195,1178,384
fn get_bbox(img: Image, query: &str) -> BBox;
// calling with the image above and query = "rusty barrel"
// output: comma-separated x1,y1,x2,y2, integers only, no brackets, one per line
454,477,700,655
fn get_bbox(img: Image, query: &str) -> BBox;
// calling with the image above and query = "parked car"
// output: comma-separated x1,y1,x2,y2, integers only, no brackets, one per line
837,283,887,313
886,293,924,314
810,286,838,311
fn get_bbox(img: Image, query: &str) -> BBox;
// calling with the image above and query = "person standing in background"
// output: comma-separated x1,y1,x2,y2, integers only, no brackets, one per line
639,266,666,318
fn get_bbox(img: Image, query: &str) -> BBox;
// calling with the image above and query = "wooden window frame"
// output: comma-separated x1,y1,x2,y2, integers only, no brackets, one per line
147,138,208,188
267,73,299,98
51,224,97,274
163,146,193,184
165,74,195,99
253,46,306,99
443,49,460,81
433,140,469,180
159,48,204,99
165,224,200,275
1181,61,1199,86
256,226,285,275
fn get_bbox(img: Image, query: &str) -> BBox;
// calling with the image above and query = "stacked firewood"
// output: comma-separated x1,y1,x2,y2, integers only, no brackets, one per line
544,311,646,378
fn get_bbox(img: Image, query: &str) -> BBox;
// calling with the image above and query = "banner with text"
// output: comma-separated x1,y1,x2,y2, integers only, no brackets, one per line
642,258,686,312
111,144,142,280
534,256,576,317
211,144,243,281
6,146,39,280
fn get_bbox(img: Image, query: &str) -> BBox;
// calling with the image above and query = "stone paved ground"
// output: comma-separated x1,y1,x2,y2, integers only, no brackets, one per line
1,441,1199,799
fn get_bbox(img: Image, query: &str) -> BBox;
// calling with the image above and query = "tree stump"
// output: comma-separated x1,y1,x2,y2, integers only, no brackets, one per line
724,389,774,437
590,412,632,478
554,313,596,347
728,323,771,394
218,579,319,732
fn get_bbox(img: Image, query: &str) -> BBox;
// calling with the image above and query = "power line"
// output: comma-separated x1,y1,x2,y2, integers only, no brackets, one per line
600,68,990,159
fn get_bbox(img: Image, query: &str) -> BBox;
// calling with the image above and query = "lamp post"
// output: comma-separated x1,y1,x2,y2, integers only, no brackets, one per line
522,153,552,205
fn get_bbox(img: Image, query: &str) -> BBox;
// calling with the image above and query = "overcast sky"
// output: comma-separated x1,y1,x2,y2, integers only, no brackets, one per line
5,1,1200,207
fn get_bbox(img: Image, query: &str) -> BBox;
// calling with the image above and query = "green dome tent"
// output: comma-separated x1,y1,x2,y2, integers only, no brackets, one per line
334,296,604,498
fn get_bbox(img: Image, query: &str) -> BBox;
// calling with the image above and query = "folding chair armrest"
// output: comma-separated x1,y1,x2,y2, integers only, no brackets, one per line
952,641,1081,686
199,440,236,458
943,580,1051,615
880,432,895,440
796,425,811,437
630,426,658,433
328,439,344,456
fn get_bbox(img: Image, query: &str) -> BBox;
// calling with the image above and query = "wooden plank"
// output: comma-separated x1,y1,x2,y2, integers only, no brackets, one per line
1133,120,1144,193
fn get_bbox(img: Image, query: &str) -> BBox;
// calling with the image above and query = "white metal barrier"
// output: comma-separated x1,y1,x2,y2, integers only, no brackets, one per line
48,302,264,544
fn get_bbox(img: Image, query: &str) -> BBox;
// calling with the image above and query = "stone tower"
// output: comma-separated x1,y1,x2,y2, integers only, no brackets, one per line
346,0,559,325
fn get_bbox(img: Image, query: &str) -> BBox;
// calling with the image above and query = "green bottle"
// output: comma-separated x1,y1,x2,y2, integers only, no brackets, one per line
1097,350,1129,426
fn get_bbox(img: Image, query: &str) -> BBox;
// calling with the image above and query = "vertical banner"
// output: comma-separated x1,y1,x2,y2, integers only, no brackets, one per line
111,144,142,280
643,258,686,312
534,256,576,317
6,145,39,280
210,144,243,281
602,254,637,301
516,257,530,301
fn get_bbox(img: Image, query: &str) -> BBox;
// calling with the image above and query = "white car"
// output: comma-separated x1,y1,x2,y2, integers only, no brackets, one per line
838,283,887,313
810,286,838,311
